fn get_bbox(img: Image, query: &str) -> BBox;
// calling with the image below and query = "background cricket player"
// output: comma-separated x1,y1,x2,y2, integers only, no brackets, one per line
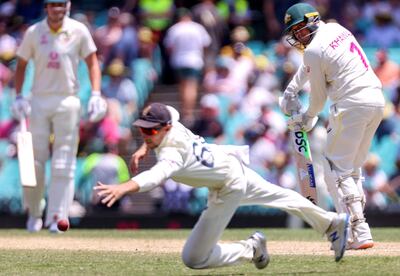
279,3,385,249
95,103,350,270
12,0,107,232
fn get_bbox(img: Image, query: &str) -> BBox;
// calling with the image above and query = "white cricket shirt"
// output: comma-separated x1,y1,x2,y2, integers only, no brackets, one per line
17,17,97,95
132,121,243,192
286,21,385,117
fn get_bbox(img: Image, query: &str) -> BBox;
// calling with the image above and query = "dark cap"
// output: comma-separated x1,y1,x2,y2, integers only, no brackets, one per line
133,103,172,128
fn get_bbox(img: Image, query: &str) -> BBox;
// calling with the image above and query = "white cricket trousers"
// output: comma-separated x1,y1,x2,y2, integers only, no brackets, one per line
323,104,384,243
24,94,81,226
182,158,335,269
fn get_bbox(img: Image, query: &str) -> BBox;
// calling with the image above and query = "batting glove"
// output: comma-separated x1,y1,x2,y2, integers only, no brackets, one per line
287,113,318,132
11,95,31,120
278,91,301,115
88,91,107,123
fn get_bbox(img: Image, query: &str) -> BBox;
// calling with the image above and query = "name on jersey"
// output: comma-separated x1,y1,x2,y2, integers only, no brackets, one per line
329,30,352,50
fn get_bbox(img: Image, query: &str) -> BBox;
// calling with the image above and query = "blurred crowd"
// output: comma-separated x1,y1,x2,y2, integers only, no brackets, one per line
0,0,399,217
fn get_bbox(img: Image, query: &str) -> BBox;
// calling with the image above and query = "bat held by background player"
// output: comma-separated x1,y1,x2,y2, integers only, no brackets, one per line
17,116,37,188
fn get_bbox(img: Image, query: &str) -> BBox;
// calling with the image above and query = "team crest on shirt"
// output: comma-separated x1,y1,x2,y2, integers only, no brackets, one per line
60,31,71,43
306,65,311,73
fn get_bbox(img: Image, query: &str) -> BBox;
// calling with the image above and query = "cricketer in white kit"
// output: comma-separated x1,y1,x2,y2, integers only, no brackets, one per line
95,103,350,269
280,3,385,250
12,0,107,232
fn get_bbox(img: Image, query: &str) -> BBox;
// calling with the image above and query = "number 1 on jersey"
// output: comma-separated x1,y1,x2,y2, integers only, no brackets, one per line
350,41,368,69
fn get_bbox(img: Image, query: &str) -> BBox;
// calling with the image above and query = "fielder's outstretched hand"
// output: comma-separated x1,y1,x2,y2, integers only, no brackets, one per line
94,180,140,207
94,182,125,207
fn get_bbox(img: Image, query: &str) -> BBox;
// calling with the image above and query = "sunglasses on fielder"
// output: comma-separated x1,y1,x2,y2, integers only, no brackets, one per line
139,126,163,136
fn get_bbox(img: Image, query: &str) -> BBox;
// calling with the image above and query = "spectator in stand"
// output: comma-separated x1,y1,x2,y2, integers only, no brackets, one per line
389,0,400,27
161,179,193,215
266,150,296,190
220,41,255,103
262,0,282,41
375,85,400,142
244,122,276,178
0,60,12,95
240,72,276,121
388,148,400,200
138,26,154,59
78,143,130,211
203,55,237,97
361,0,391,26
71,12,94,33
79,99,121,156
216,0,251,28
192,0,227,70
102,58,138,127
363,153,394,210
108,12,139,68
93,7,123,66
273,39,303,91
253,54,279,93
137,26,160,82
0,18,17,63
373,48,400,92
0,0,16,19
220,25,252,56
164,8,211,126
258,103,287,140
138,0,174,42
137,0,175,83
364,9,400,48
191,94,223,142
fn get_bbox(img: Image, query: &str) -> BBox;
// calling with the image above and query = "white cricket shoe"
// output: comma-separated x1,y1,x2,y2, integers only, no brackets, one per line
26,216,43,233
348,239,374,250
248,231,270,269
49,222,62,234
326,213,350,262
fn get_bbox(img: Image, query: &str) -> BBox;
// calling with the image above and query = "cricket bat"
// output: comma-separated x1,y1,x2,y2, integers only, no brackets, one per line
17,117,37,187
290,126,318,205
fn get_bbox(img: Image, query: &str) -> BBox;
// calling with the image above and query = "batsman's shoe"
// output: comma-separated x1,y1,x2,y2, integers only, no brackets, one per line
348,239,374,250
26,216,43,233
326,213,350,262
248,231,270,269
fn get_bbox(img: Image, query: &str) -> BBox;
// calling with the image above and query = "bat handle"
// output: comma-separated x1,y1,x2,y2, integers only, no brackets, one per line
20,117,27,133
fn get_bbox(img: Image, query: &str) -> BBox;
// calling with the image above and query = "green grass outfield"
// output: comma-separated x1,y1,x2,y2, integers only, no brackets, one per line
0,228,399,275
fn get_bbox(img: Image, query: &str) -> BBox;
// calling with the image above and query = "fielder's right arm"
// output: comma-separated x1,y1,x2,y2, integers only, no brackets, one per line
130,143,149,174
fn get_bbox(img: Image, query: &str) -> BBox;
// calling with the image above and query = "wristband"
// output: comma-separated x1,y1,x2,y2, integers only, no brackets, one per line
92,90,101,96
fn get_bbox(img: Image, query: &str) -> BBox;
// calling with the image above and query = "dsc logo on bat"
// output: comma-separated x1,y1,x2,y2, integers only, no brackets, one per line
294,131,309,154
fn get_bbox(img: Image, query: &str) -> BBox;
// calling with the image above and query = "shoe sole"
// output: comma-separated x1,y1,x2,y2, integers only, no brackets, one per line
353,242,374,250
335,214,350,262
